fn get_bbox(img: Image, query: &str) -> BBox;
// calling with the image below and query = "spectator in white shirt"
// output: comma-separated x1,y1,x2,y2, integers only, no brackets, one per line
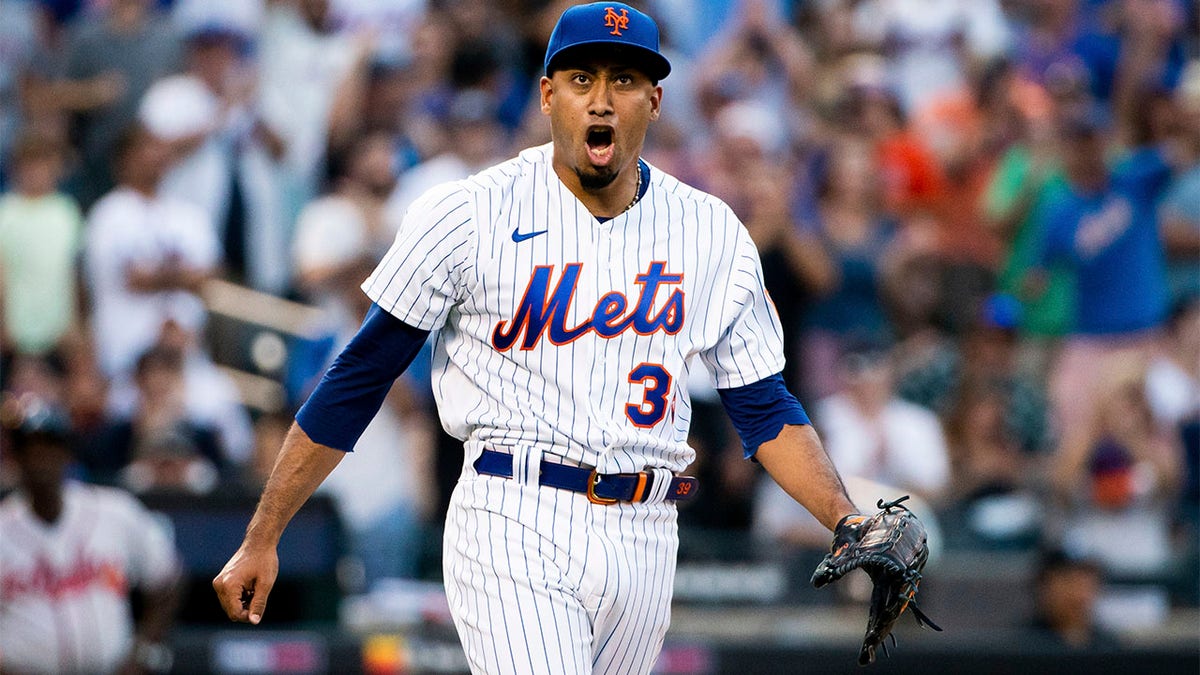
85,124,219,381
293,130,399,336
851,0,1010,115
815,340,951,499
256,0,375,293
140,22,292,292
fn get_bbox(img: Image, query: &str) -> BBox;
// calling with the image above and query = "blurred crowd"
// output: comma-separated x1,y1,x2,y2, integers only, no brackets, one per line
0,0,1197,636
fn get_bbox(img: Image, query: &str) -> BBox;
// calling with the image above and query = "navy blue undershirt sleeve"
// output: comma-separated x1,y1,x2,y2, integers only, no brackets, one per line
717,372,812,459
295,303,431,452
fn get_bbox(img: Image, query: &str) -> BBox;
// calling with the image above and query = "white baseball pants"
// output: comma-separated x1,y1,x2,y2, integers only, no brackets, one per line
443,456,679,675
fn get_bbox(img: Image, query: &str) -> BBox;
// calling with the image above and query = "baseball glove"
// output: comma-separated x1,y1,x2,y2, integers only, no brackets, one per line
811,496,942,666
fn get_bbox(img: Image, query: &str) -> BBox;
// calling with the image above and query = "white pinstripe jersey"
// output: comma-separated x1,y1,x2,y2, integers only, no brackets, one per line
363,143,785,474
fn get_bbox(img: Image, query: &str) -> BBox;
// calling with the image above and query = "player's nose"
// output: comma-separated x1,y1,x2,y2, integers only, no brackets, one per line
586,79,614,116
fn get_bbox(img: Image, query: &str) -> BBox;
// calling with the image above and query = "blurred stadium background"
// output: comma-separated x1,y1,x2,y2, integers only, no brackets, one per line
0,0,1197,672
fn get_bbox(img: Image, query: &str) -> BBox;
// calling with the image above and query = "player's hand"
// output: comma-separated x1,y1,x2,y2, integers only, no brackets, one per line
212,543,279,625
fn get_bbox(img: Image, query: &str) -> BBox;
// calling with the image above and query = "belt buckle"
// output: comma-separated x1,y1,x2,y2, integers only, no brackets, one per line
587,470,619,505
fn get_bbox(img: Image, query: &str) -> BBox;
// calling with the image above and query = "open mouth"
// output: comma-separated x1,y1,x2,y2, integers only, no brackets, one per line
585,126,615,165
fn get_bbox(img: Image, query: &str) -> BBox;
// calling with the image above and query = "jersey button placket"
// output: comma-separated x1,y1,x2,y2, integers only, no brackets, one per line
579,215,609,459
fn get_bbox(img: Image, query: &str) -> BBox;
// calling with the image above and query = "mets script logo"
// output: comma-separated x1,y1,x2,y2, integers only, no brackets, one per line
492,261,684,351
604,7,630,35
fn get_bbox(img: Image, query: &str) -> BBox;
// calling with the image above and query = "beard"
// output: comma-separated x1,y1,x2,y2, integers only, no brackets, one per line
576,165,619,191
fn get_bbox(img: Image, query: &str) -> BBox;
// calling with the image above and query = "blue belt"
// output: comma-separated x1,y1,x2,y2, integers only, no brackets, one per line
473,449,699,504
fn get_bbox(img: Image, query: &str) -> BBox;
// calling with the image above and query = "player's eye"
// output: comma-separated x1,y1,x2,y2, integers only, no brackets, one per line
571,73,590,85
615,74,635,85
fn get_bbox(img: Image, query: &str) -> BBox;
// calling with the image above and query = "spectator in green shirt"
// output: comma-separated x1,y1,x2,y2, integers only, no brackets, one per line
0,134,83,357
984,133,1075,340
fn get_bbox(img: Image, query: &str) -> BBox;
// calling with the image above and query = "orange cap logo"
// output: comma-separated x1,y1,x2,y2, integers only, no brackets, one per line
604,7,630,35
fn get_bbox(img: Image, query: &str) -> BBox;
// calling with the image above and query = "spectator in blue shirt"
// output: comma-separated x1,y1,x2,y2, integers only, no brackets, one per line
1035,108,1171,468
1038,118,1170,336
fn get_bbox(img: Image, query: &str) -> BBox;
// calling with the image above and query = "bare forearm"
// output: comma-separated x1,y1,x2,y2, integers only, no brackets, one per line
243,423,345,548
213,423,341,624
296,255,376,298
1114,38,1168,143
27,79,113,112
768,27,814,94
786,233,836,296
755,424,857,531
1162,219,1200,258
126,266,212,294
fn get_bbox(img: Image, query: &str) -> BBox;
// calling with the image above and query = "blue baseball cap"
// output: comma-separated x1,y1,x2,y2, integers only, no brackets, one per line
544,2,671,82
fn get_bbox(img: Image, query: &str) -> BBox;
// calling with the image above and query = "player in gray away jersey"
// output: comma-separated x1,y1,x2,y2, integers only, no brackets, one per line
214,3,860,673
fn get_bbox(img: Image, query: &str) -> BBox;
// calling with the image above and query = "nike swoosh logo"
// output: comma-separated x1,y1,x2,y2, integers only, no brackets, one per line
511,228,548,243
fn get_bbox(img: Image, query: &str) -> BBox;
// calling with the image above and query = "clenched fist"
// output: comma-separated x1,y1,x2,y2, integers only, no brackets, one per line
212,544,279,625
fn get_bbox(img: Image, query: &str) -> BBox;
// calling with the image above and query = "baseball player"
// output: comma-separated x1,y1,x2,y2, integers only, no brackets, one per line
214,3,859,673
0,396,181,674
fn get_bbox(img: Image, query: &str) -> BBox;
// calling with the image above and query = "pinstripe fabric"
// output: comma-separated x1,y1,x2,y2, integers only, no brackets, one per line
444,475,677,675
362,144,784,474
362,143,785,673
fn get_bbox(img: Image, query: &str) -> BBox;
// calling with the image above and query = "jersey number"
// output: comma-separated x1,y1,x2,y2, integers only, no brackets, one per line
626,363,672,427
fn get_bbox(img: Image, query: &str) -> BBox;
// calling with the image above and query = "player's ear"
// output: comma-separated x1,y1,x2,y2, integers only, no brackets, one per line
540,76,554,115
648,85,662,121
